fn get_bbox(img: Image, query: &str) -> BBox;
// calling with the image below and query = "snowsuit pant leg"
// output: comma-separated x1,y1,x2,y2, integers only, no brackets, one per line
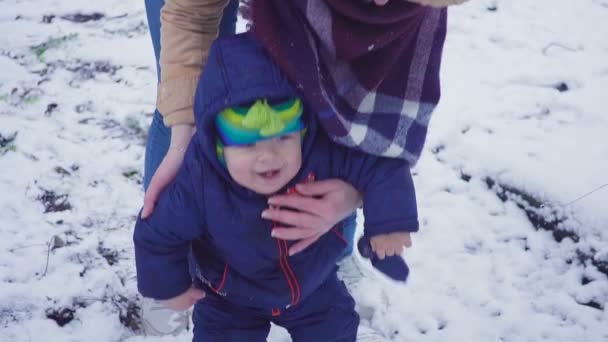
276,273,359,342
192,292,271,342
192,273,358,342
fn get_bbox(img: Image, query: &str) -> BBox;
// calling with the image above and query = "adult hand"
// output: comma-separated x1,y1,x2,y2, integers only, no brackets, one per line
161,286,205,311
262,179,362,256
141,124,196,218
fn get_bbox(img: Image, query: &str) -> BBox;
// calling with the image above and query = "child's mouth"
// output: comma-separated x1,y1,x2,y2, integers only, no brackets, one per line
258,169,280,179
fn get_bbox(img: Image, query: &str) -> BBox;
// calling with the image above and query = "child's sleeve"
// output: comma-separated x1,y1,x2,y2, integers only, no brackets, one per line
340,151,419,237
133,145,206,300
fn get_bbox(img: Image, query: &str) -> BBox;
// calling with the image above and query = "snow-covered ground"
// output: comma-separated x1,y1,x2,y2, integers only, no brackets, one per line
1,0,607,341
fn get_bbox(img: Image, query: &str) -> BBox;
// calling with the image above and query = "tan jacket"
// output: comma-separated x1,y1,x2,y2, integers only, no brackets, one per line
156,0,468,126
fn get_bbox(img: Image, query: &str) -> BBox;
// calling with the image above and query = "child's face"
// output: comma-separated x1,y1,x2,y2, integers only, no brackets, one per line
223,132,302,195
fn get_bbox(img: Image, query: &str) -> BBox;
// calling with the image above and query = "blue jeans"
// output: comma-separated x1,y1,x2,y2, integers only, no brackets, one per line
143,0,239,188
142,0,355,257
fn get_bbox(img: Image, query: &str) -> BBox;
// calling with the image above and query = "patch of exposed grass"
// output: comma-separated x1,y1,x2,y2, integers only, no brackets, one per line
0,132,18,155
23,94,40,104
97,243,120,266
61,12,104,23
122,170,139,179
37,188,72,213
46,307,75,327
484,177,607,307
484,177,574,242
30,33,78,62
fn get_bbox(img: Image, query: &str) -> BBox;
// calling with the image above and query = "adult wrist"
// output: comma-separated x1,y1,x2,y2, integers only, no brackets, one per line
169,124,196,152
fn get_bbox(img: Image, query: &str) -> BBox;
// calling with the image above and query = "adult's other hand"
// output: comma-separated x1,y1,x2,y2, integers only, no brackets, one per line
142,124,195,218
263,179,362,256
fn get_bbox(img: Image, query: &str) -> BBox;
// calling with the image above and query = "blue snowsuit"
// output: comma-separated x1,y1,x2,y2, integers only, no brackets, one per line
134,32,419,341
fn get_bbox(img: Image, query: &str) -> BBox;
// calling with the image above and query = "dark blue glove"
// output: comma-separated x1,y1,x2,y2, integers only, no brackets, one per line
357,235,409,282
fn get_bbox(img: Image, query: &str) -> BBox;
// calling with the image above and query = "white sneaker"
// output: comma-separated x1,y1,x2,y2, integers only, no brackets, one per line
338,257,389,342
337,256,366,290
140,297,190,336
357,324,390,342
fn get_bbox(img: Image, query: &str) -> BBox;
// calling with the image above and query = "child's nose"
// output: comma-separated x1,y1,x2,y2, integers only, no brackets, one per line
256,141,278,160
256,140,281,163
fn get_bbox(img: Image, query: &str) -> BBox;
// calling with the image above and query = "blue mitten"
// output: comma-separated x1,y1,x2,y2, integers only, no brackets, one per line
357,235,409,282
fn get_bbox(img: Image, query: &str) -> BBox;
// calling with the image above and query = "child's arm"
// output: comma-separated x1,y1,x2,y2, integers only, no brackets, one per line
339,151,417,281
133,144,207,301
339,151,419,237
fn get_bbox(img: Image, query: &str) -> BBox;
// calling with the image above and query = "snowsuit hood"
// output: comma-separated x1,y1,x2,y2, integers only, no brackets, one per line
193,32,316,189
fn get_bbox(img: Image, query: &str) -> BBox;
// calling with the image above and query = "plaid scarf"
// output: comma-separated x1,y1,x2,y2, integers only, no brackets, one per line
252,0,447,165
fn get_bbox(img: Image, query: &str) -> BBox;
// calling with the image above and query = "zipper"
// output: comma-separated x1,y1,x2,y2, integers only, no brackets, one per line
273,220,301,306
269,172,315,308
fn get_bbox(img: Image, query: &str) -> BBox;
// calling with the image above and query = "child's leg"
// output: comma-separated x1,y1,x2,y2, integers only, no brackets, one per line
192,292,271,342
277,273,359,342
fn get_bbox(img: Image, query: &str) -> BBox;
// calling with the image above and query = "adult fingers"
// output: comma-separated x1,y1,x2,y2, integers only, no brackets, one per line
141,192,157,219
141,158,178,218
288,234,322,256
267,193,322,214
142,124,193,218
141,146,187,218
262,208,325,230
142,171,170,218
296,179,362,218
294,179,343,196
271,226,318,240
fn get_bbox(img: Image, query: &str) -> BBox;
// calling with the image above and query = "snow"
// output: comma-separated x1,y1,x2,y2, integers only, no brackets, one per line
1,0,607,341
